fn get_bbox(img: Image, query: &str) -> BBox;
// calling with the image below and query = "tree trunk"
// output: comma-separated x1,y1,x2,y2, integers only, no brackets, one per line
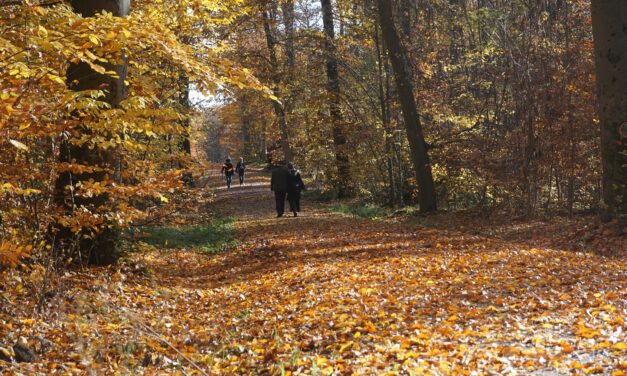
262,10,294,163
178,71,194,186
321,0,351,197
53,0,130,265
376,0,437,213
374,22,396,205
179,72,191,155
281,0,296,84
591,0,627,223
239,94,253,160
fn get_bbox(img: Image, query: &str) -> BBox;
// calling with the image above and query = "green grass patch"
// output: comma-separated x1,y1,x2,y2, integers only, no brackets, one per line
135,216,235,253
302,188,337,202
329,203,389,219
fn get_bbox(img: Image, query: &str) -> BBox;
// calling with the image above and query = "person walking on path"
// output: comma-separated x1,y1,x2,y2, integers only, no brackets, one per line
287,162,306,217
270,161,290,217
221,158,235,189
236,157,246,186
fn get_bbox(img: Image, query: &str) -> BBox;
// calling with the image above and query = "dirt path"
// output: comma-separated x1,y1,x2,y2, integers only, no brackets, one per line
149,169,626,374
2,169,625,375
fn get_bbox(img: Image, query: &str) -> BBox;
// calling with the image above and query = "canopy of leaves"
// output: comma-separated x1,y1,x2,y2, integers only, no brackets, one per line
0,0,271,264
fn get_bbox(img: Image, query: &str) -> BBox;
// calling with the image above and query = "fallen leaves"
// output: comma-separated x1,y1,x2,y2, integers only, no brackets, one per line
1,172,626,374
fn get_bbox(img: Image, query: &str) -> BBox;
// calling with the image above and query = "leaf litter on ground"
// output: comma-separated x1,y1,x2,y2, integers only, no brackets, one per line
1,170,625,375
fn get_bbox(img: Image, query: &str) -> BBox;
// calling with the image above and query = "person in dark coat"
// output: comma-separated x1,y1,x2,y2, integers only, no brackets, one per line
221,158,235,189
270,162,290,217
287,162,306,217
236,157,246,186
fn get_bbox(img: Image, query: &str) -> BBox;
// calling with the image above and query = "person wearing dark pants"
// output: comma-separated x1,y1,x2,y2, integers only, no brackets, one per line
236,157,246,186
287,162,306,217
221,158,235,189
270,162,290,217
274,190,287,217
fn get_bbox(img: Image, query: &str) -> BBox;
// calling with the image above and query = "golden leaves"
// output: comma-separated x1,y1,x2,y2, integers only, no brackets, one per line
0,0,260,275
1,178,626,374
0,242,32,267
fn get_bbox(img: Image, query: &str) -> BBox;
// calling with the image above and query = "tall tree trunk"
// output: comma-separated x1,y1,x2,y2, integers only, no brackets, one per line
591,0,627,223
376,0,437,213
398,0,412,40
53,0,130,265
523,108,538,217
321,0,351,197
282,0,296,80
179,72,191,155
239,94,253,160
179,71,194,186
262,10,294,163
448,0,464,65
374,21,396,205
281,0,296,116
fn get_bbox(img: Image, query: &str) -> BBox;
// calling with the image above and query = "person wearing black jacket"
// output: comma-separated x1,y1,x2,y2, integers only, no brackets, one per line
221,158,235,189
236,157,246,186
270,162,290,217
287,162,306,217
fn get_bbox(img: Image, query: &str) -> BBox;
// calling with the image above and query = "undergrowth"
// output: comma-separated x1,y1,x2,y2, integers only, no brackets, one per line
329,203,390,219
134,216,236,253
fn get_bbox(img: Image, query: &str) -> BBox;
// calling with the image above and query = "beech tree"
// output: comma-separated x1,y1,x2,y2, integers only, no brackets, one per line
52,0,131,265
2,0,617,268
0,0,268,266
321,0,352,197
591,0,627,223
262,7,294,163
376,0,437,213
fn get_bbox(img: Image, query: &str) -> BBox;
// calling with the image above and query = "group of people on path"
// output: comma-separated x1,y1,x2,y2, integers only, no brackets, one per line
220,158,306,217
271,162,306,217
220,157,246,189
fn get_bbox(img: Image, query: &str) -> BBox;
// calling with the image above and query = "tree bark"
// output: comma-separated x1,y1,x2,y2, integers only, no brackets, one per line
262,10,294,163
591,0,627,223
374,21,396,205
281,0,296,83
179,72,191,155
321,0,351,197
178,71,194,186
53,0,130,265
376,0,437,213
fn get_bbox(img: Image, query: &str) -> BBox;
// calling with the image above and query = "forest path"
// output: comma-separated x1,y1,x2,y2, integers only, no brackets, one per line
3,170,625,375
148,168,626,374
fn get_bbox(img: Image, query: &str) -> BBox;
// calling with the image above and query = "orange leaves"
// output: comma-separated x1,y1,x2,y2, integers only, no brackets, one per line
361,320,377,334
0,242,32,267
1,171,625,374
557,340,575,354
0,0,260,274
575,322,601,339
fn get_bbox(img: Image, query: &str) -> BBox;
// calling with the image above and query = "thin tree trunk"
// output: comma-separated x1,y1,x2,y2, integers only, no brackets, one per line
591,0,627,223
523,109,537,217
239,94,252,160
179,71,191,155
53,0,131,265
564,8,575,216
374,21,396,205
376,0,437,213
281,0,296,115
178,71,194,186
321,0,351,197
262,10,294,163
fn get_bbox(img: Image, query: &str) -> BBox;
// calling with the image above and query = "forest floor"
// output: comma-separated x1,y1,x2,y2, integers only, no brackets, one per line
1,168,626,375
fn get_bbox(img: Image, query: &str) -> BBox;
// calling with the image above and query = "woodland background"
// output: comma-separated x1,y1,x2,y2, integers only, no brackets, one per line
1,0,623,267
207,0,601,215
1,0,626,374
